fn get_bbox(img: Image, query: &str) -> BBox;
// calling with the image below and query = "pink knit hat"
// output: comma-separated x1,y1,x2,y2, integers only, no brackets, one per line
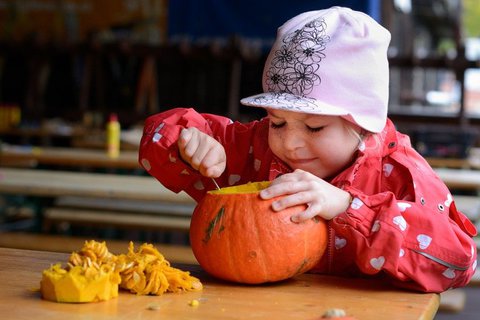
240,6,391,133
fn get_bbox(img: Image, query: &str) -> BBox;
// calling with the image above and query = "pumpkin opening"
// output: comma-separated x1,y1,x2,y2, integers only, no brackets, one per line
208,181,270,195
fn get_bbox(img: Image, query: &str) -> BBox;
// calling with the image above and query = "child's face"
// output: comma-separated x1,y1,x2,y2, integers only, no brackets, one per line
267,109,361,179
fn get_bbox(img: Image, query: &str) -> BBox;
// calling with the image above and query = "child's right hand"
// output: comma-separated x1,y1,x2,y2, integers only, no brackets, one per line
177,127,226,178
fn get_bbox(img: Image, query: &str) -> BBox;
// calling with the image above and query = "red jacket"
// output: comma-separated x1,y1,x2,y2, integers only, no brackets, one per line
139,108,477,292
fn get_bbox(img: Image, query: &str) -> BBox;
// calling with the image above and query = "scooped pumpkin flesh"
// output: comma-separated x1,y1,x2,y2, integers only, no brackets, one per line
40,240,120,303
40,240,202,303
190,181,328,284
41,263,120,303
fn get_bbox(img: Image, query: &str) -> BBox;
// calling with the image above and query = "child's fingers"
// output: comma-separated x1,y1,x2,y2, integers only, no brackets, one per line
290,204,321,223
203,162,226,178
180,129,200,159
178,128,193,147
177,127,226,178
178,129,196,163
189,144,211,169
198,146,226,178
270,191,311,211
260,180,302,199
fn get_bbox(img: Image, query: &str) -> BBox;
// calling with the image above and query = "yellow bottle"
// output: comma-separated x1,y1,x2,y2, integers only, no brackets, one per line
106,113,120,158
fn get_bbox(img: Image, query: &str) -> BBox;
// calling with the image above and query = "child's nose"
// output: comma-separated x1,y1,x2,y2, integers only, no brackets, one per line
283,131,305,150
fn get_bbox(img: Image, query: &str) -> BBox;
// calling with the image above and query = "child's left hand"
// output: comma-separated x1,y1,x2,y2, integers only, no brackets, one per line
259,169,351,222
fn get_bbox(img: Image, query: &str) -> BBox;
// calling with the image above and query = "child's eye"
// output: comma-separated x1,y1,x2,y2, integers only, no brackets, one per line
270,122,285,129
307,125,324,133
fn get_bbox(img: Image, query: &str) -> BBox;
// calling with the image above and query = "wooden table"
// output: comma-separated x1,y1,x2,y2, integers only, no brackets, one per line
0,145,140,169
0,248,439,320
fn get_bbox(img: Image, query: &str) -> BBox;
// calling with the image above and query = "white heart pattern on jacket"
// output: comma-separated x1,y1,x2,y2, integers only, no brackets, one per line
350,198,364,210
335,236,347,249
370,256,385,270
254,159,261,171
444,193,453,207
393,216,407,231
371,220,380,232
383,163,394,177
417,234,432,249
155,122,165,132
194,180,204,190
442,268,455,279
152,132,162,143
141,158,151,171
397,202,411,212
228,174,241,185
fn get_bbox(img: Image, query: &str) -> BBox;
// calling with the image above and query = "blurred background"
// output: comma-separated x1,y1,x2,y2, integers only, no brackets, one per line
0,0,479,154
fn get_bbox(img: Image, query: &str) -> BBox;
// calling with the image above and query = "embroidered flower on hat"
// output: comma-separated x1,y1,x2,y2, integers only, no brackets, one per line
266,18,329,98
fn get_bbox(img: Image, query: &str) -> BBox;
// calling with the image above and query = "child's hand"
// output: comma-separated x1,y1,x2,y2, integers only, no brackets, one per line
259,169,351,222
177,127,226,178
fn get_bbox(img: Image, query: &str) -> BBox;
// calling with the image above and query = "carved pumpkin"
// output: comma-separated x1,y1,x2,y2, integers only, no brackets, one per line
189,181,328,284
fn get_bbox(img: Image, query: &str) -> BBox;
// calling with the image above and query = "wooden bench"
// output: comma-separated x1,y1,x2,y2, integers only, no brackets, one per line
54,195,195,216
39,195,195,235
453,195,480,221
42,207,191,232
0,167,196,233
0,167,194,202
0,232,197,264
439,289,467,313
434,168,480,191
0,145,140,169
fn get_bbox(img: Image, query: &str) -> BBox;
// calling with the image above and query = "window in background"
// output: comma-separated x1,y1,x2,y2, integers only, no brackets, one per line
465,38,480,116
386,0,480,123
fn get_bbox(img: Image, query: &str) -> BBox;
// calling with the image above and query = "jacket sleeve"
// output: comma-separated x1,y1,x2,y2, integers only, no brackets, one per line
138,108,272,202
331,153,477,293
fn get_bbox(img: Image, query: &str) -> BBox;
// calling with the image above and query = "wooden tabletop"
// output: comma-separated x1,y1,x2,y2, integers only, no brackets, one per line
0,145,140,169
0,248,439,320
0,167,194,203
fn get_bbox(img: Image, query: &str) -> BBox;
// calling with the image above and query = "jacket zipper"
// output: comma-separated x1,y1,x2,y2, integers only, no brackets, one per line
327,224,335,273
412,250,469,271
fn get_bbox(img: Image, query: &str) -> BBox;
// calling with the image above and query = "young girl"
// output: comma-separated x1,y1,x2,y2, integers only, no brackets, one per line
139,7,477,292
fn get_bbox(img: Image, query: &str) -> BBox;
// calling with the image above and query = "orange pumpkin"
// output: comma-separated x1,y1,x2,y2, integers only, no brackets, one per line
189,181,328,284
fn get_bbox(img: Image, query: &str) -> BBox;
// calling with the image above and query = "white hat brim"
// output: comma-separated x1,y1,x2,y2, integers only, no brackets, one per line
240,92,349,116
